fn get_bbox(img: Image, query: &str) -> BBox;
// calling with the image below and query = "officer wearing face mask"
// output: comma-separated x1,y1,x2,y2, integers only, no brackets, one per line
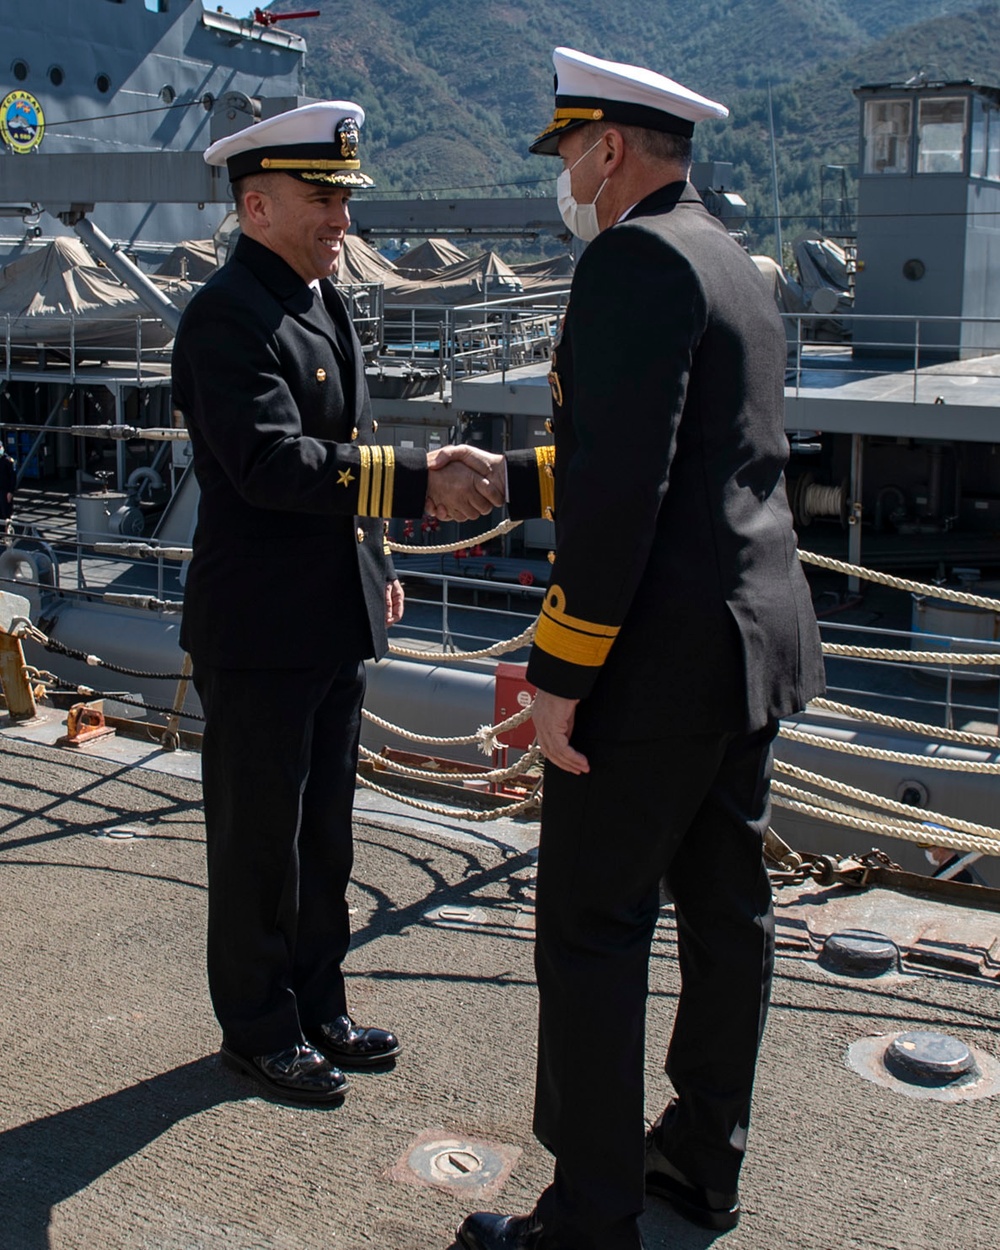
455,46,824,1250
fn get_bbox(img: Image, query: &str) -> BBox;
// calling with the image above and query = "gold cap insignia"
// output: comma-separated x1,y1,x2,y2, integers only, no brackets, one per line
336,116,360,160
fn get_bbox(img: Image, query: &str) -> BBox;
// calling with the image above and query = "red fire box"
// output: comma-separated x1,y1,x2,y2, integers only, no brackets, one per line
493,661,537,750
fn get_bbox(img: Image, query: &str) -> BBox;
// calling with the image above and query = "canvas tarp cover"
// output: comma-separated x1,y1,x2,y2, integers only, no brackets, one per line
0,237,191,348
383,250,524,307
156,239,218,281
509,254,574,294
338,233,401,284
395,236,470,277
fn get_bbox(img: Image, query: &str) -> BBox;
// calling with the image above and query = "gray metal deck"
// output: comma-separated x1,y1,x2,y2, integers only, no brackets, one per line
1,710,998,1250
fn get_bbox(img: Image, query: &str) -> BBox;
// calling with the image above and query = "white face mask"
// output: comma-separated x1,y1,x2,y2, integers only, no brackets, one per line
556,137,609,241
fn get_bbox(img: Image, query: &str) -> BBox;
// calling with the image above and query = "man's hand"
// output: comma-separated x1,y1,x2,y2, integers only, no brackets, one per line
425,445,506,521
531,689,589,775
385,578,404,626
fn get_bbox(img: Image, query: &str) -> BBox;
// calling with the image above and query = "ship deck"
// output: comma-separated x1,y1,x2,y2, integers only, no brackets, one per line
452,347,1000,443
1,711,998,1250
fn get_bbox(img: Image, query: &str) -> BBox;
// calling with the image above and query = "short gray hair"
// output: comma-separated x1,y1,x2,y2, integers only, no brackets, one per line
577,120,692,169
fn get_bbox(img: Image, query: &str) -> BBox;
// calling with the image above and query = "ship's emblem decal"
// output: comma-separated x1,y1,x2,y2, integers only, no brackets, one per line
336,117,359,160
0,91,45,154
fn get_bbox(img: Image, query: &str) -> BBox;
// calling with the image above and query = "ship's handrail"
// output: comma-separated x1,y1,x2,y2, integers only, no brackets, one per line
381,291,571,384
1,312,173,385
782,310,1000,400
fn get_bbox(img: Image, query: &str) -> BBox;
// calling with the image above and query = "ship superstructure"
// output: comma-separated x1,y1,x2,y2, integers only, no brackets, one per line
0,0,307,261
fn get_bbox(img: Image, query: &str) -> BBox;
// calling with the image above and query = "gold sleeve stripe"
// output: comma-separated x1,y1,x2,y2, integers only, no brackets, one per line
381,444,395,517
534,584,620,667
369,446,384,517
358,445,371,515
535,445,556,517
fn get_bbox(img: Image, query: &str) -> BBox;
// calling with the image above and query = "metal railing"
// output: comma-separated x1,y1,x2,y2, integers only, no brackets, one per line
818,615,1000,733
782,311,1000,400
382,290,570,385
384,567,543,657
1,312,174,384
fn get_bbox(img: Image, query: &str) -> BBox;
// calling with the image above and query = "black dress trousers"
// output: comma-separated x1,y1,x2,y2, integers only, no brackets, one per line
532,723,777,1250
193,659,366,1056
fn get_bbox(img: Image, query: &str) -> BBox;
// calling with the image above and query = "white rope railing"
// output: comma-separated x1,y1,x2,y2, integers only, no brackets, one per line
387,517,522,555
357,772,541,821
779,724,1000,773
363,701,535,755
773,759,1000,845
387,621,536,662
799,550,1000,611
358,741,542,784
808,697,1000,749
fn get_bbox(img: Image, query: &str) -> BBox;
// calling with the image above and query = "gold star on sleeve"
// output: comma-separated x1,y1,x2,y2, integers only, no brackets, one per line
337,468,356,488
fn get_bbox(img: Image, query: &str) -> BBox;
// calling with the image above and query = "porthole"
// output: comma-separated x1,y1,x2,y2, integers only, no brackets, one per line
48,65,64,87
160,84,176,104
903,258,926,281
96,73,112,94
12,60,28,82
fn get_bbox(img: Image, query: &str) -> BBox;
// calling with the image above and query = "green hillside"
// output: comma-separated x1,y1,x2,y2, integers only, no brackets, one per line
300,0,1000,254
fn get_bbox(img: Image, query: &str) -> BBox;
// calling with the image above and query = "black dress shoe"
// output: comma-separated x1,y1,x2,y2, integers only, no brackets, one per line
644,1124,740,1230
456,1211,545,1250
306,1014,401,1068
220,1042,348,1103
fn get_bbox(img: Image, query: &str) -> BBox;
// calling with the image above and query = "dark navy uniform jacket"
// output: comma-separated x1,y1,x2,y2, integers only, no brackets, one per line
506,181,825,737
172,233,429,668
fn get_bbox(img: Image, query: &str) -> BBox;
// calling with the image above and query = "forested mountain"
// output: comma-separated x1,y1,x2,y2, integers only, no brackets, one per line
299,0,1000,254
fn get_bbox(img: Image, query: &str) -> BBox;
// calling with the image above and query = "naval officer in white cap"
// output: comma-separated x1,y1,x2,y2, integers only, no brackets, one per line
172,101,502,1104
456,47,824,1250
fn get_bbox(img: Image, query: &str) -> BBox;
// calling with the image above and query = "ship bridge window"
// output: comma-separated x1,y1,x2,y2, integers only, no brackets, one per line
971,101,987,177
991,114,1000,180
144,0,169,10
916,96,967,173
982,104,1000,181
863,99,911,174
11,60,28,82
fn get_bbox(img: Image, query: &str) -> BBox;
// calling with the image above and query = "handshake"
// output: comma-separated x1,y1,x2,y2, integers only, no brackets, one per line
424,444,507,522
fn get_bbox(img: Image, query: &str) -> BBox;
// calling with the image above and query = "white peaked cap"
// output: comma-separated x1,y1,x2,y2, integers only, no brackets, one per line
530,47,728,155
204,100,374,188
